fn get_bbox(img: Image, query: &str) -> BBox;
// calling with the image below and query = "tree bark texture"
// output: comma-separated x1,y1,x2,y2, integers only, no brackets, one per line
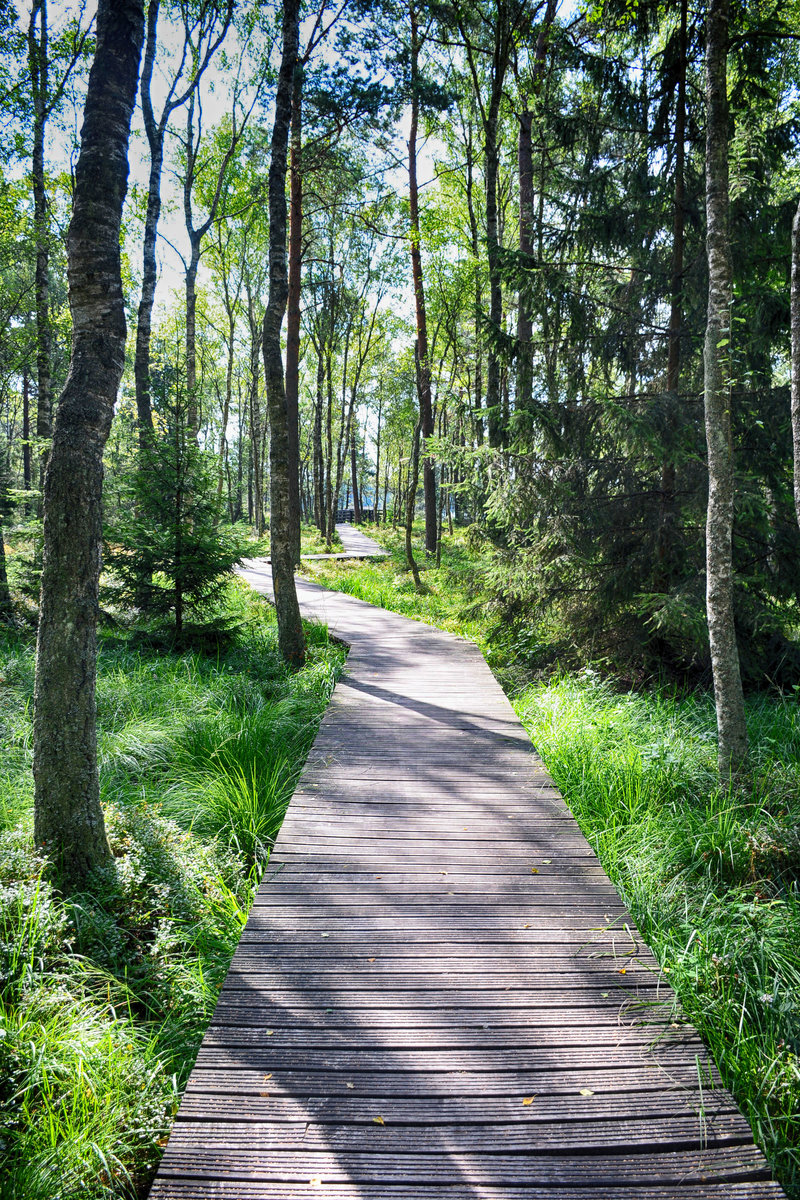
516,0,556,419
408,3,437,554
264,0,305,668
657,0,687,585
33,0,145,886
703,0,747,783
22,369,32,495
27,0,53,502
791,193,800,531
285,61,304,566
133,0,162,444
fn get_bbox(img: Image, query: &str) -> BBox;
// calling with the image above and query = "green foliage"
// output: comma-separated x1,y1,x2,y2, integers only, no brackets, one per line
0,590,343,1198
104,412,247,639
515,672,800,1196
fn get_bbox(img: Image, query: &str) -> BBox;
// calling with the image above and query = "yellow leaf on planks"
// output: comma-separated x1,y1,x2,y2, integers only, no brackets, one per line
373,1115,385,1125
530,868,539,874
346,1082,355,1089
579,1088,594,1097
522,1097,535,1106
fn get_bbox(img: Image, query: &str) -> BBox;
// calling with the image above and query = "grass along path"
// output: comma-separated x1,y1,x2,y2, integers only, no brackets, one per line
0,580,343,1199
304,527,800,1198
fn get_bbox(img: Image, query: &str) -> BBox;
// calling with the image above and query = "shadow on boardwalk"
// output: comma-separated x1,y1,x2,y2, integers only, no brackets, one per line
147,569,784,1199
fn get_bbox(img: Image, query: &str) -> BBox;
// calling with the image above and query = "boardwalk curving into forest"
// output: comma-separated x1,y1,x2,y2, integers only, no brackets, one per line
300,523,390,562
148,570,784,1199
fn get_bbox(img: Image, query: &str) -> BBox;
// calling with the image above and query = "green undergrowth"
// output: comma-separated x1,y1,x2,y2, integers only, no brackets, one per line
0,580,344,1199
515,672,800,1197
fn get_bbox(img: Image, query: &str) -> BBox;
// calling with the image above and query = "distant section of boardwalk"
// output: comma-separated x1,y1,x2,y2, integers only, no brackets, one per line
149,570,784,1199
300,523,389,561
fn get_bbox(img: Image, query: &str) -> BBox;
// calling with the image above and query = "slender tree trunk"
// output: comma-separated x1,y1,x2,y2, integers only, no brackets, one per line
216,312,235,502
463,107,484,447
325,349,334,548
516,0,556,421
264,0,304,667
703,0,747,783
133,0,161,444
657,0,687,586
0,528,11,622
791,193,800,531
374,383,383,524
284,60,303,565
185,244,201,439
517,108,534,417
22,368,32,496
313,344,325,532
404,421,423,589
0,449,11,620
248,302,264,535
28,0,52,505
33,0,144,887
382,459,389,525
485,94,503,449
350,425,361,522
408,3,436,553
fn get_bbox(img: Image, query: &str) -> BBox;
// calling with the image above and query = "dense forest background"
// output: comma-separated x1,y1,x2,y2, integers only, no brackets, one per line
1,0,799,688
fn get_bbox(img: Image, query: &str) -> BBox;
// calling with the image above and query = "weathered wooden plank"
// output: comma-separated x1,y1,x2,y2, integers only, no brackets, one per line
150,1182,785,1199
165,1114,753,1152
173,1088,735,1124
153,1145,771,1185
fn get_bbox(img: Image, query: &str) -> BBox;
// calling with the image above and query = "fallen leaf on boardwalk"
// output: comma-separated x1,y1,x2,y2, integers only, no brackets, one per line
530,868,539,874
579,1088,595,1097
441,871,448,875
522,1097,535,1106
601,993,609,999
368,958,376,962
320,932,330,938
373,1115,385,1125
260,1092,270,1097
542,859,552,864
375,875,382,879
266,1030,274,1036
346,1083,355,1089
618,968,627,975
263,1074,272,1081
522,924,531,929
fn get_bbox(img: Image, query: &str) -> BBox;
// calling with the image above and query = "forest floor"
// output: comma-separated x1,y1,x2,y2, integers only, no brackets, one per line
0,579,344,1200
303,522,800,1198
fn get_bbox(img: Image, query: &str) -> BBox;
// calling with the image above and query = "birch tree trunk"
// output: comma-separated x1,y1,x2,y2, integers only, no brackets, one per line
703,0,747,783
285,61,304,566
33,0,144,886
408,2,437,554
264,0,305,668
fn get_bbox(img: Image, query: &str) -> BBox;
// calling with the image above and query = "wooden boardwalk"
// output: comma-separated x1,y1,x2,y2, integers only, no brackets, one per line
149,571,784,1199
300,523,389,562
